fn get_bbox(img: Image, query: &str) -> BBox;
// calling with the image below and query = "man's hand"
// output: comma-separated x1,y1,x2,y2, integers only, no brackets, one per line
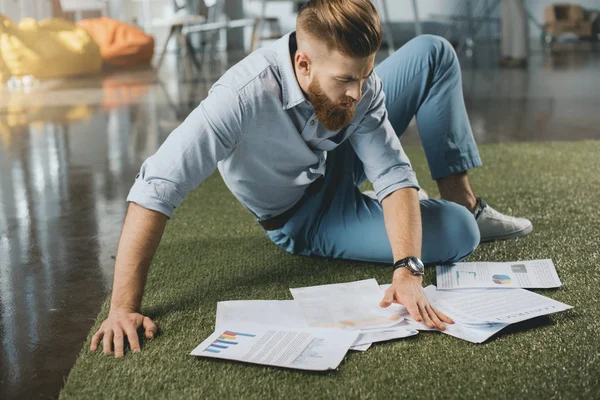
90,309,157,358
379,268,453,330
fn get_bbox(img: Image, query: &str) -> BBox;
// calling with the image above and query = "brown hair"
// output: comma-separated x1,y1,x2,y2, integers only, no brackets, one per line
296,0,382,58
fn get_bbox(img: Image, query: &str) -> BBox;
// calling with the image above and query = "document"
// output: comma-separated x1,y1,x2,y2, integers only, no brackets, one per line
422,285,572,325
379,284,570,343
216,300,306,329
353,326,418,346
350,343,372,351
404,316,508,343
290,279,402,330
191,323,359,371
215,299,410,350
436,259,562,289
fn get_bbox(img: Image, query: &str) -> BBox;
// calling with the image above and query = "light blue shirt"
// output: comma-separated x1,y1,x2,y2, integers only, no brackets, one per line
127,32,419,220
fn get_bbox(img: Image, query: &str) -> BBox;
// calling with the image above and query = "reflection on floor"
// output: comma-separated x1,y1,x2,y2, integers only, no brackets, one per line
0,41,599,399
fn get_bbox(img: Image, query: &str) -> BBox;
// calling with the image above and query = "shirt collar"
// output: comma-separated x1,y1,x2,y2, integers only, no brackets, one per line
273,31,309,110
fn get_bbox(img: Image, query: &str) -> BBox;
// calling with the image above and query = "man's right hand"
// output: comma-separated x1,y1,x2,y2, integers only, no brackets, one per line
90,310,158,358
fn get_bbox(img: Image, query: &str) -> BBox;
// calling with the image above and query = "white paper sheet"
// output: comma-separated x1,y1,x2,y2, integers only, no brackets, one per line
215,299,411,350
422,285,572,325
402,314,507,343
379,284,550,343
350,343,371,351
290,279,402,330
191,323,359,371
436,259,562,289
216,300,306,329
352,325,418,346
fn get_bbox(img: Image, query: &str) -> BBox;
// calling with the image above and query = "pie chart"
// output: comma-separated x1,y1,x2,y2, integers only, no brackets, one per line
492,274,512,284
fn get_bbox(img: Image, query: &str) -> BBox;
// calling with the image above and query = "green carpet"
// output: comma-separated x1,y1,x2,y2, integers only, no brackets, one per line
60,141,600,399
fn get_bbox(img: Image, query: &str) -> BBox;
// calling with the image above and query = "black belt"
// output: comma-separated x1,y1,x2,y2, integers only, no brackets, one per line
258,178,325,231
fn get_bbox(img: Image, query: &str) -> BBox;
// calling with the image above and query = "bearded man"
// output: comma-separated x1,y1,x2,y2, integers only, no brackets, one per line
91,0,532,357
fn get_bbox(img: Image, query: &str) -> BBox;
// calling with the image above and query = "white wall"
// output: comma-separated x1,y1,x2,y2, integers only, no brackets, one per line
244,0,600,38
0,0,52,20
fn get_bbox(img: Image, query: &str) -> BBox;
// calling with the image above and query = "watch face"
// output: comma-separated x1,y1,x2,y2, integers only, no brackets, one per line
409,257,424,273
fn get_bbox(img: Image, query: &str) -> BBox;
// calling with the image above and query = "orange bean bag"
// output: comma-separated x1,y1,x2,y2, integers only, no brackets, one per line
77,18,154,68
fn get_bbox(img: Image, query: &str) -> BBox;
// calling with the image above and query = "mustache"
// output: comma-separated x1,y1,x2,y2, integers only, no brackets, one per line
338,98,357,108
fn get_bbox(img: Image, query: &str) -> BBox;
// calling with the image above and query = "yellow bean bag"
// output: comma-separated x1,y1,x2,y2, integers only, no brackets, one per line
77,18,155,68
0,14,102,82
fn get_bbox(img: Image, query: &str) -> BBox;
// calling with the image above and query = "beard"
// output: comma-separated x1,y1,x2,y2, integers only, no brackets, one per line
307,78,356,132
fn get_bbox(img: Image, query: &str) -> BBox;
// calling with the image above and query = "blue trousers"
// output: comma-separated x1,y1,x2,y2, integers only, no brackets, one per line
266,35,482,264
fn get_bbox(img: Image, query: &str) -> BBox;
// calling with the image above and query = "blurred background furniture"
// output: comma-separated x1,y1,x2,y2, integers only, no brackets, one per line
154,0,256,76
544,4,595,41
59,0,109,20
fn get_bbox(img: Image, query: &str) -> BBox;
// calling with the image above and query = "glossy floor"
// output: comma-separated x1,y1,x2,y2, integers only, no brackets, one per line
1,41,599,399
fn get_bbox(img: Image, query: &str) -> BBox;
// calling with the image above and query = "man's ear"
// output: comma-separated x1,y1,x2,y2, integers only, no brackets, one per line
295,52,311,77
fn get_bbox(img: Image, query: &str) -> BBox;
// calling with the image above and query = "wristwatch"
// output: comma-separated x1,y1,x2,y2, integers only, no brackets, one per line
393,256,425,276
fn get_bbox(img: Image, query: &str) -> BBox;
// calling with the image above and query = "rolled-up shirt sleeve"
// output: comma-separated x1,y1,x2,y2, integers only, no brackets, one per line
349,76,420,202
127,83,244,218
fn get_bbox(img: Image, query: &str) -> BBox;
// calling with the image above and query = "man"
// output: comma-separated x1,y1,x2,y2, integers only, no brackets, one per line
91,0,532,358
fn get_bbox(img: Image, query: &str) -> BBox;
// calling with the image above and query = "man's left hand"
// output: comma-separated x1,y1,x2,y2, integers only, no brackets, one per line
379,268,454,330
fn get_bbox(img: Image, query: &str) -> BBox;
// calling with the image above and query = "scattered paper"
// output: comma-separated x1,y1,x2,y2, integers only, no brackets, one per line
402,314,507,343
350,343,371,351
352,325,418,346
192,276,573,370
215,299,411,350
436,259,562,290
379,284,570,343
191,323,359,371
216,300,306,329
422,285,572,325
290,279,402,330
215,300,372,353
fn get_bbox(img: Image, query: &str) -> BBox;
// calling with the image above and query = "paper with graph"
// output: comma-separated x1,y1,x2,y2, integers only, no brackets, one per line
215,299,415,350
436,259,562,289
215,299,370,350
290,279,403,330
192,277,573,370
190,323,358,371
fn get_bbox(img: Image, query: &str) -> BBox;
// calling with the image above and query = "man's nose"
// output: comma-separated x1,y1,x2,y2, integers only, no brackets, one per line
346,82,362,102
346,88,360,102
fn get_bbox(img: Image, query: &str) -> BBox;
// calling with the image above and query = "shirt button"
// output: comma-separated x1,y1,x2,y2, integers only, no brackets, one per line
310,120,315,126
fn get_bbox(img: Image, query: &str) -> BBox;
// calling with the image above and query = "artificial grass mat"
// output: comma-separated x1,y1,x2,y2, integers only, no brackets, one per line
61,141,600,399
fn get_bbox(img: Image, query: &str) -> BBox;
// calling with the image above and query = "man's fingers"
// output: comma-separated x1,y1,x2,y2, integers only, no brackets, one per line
103,330,114,355
142,317,157,340
124,322,141,353
432,307,454,324
405,302,422,322
113,329,125,358
90,330,104,351
418,303,435,328
426,305,446,331
379,288,395,308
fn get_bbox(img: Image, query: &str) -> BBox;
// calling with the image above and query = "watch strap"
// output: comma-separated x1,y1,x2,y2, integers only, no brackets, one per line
392,256,424,275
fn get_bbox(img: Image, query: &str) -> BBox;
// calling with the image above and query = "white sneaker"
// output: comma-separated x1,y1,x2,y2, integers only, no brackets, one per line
474,198,533,242
362,189,429,201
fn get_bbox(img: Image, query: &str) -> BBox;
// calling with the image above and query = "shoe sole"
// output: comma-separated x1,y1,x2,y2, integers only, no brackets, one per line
480,223,534,243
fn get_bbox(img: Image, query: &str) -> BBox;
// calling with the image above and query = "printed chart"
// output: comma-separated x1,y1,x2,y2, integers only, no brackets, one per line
204,330,256,354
